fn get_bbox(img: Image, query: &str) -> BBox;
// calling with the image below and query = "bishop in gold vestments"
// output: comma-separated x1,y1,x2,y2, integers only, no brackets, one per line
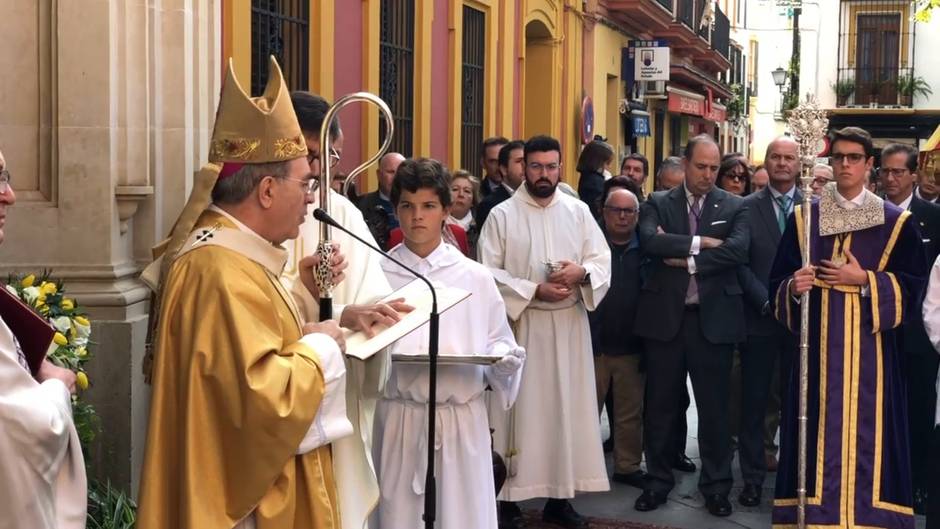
137,57,348,529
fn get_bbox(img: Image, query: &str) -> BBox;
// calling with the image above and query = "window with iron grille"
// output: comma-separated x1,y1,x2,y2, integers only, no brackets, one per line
251,0,309,96
461,6,485,173
836,1,914,106
379,0,415,157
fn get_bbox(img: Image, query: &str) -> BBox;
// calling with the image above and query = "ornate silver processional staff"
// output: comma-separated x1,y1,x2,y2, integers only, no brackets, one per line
786,95,829,529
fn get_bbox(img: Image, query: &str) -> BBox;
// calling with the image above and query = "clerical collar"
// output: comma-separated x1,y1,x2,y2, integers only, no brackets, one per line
817,182,885,236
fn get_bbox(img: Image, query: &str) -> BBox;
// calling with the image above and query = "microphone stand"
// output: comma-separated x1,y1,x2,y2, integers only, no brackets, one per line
313,208,440,529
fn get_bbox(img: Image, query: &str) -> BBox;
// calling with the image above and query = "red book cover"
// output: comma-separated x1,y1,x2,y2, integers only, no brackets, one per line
0,286,55,375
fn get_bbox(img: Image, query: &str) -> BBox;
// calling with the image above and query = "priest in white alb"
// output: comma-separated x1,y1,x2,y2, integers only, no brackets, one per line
479,135,611,529
372,158,524,529
0,147,87,529
284,91,412,529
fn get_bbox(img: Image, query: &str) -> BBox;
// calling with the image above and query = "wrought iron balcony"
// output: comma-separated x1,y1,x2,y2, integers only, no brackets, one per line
654,0,673,12
834,0,918,107
711,6,730,59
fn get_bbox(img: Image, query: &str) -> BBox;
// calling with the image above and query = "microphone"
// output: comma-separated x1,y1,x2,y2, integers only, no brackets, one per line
313,207,441,529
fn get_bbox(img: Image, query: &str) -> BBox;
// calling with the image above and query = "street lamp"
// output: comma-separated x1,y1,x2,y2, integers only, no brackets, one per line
772,67,788,118
772,67,788,91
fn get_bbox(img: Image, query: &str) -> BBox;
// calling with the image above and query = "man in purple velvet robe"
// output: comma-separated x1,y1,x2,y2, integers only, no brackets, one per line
769,127,927,529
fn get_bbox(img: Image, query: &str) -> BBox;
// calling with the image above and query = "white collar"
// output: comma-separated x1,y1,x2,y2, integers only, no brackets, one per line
209,204,273,245
768,184,796,201
384,239,462,274
833,187,867,209
447,210,474,230
915,186,939,203
895,191,914,211
205,205,288,276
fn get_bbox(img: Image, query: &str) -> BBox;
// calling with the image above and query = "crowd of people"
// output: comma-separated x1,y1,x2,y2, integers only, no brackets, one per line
2,56,939,529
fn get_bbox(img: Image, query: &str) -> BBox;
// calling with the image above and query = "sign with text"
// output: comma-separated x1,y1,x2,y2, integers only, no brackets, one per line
667,92,704,116
628,40,670,82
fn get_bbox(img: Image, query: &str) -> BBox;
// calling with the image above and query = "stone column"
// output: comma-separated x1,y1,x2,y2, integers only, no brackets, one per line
0,0,221,496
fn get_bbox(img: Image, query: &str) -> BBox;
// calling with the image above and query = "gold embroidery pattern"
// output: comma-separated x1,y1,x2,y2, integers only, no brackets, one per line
210,138,261,161
273,135,307,159
818,183,885,236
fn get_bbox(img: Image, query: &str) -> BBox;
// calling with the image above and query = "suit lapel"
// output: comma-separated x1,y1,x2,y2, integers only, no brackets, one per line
756,188,781,240
697,186,724,232
669,186,690,235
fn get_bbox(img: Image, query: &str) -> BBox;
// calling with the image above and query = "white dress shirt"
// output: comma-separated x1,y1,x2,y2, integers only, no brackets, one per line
920,254,940,427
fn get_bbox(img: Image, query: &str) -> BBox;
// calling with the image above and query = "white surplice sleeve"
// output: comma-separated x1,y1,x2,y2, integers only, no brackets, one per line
479,271,526,410
578,207,612,311
922,254,940,353
479,206,538,321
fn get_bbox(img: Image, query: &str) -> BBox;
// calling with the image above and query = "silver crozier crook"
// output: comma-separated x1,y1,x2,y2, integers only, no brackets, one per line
787,95,829,529
316,92,394,321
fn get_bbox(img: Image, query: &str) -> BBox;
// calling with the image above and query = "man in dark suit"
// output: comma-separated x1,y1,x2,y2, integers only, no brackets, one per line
477,140,525,230
881,142,940,513
633,135,749,517
735,136,801,507
358,152,405,248
480,136,509,197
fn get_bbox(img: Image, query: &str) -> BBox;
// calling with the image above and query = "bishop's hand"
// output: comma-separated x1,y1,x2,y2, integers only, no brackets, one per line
299,243,348,299
303,320,346,353
339,298,414,338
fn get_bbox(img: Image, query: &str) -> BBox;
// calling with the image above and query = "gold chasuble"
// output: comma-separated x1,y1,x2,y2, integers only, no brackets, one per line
138,57,339,529
138,211,339,529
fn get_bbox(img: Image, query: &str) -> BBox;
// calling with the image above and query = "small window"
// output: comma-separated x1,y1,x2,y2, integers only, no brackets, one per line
460,6,486,172
251,0,310,96
379,0,415,157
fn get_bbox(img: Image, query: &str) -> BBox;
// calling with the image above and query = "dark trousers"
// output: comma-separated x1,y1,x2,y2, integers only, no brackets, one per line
929,425,940,529
909,350,939,492
643,309,734,495
673,386,690,458
739,331,797,486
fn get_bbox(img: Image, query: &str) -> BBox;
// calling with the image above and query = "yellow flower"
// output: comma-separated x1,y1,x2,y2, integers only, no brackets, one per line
76,347,88,358
53,332,68,346
40,282,57,296
20,274,35,288
61,298,74,310
76,371,89,390
39,305,50,316
74,315,90,327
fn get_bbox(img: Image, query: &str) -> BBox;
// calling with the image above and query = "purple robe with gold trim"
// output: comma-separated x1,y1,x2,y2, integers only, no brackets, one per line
769,200,926,529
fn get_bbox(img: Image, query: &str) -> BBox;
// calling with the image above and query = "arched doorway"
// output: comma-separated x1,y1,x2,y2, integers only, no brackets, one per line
523,19,556,140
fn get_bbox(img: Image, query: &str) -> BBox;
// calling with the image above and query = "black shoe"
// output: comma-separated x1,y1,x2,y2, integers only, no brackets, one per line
737,483,762,507
705,493,733,517
634,489,668,512
914,488,928,515
543,499,587,529
673,454,696,472
612,470,647,489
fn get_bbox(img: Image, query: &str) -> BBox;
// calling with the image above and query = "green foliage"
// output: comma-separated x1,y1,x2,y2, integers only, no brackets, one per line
725,84,746,122
86,481,138,529
896,74,933,98
832,78,855,99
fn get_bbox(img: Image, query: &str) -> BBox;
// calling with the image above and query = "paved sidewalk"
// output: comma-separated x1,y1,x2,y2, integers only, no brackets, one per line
522,378,927,529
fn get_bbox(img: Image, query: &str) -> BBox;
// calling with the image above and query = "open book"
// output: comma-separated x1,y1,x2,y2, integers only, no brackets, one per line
343,279,471,360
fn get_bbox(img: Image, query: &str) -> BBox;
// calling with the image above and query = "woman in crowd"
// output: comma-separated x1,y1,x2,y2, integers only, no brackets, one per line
576,140,614,218
717,157,751,196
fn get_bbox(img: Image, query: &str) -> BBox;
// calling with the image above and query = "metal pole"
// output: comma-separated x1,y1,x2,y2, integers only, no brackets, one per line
787,95,828,529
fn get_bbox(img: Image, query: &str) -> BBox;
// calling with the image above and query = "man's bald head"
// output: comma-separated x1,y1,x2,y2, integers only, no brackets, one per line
765,135,800,190
378,152,406,196
605,187,638,208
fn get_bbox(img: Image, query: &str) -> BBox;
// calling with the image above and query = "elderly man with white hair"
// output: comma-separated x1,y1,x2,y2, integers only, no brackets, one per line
0,147,87,529
589,187,647,488
811,163,834,196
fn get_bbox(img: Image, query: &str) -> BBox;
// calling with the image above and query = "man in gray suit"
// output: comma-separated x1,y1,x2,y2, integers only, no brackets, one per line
736,136,801,507
633,135,749,517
